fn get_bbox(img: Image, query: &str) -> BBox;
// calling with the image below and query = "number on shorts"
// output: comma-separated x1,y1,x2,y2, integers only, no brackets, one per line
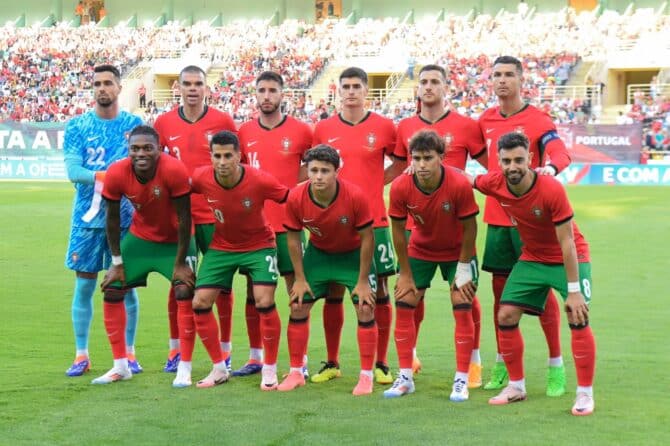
581,278,591,298
86,147,106,167
185,256,198,272
368,273,378,293
377,242,395,265
265,254,278,280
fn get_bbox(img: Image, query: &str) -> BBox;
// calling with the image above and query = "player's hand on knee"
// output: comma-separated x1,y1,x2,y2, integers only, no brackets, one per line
353,283,375,310
565,292,589,326
101,265,125,289
394,273,418,300
172,263,195,289
290,279,313,308
450,284,473,305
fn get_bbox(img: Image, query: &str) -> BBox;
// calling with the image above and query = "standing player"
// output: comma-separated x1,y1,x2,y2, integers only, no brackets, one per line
93,125,196,384
393,64,487,387
186,131,287,390
233,71,312,377
63,64,142,377
277,145,378,396
478,56,571,396
311,67,402,385
385,130,479,401
153,65,237,373
472,132,596,416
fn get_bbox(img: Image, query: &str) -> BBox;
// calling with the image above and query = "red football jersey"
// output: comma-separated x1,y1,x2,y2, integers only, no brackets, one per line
394,111,485,169
474,171,590,264
313,112,396,227
284,179,374,253
478,104,571,226
238,115,313,233
154,106,236,225
389,166,479,262
103,154,191,243
190,165,289,252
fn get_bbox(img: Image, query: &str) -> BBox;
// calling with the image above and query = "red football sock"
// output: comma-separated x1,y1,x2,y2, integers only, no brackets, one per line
453,304,474,373
103,300,127,360
245,299,262,349
471,296,482,350
216,290,234,344
357,321,378,371
492,274,508,354
287,316,310,368
498,324,525,381
395,305,416,370
413,297,425,347
193,308,223,364
540,290,562,358
258,305,281,365
323,299,344,364
374,297,392,365
167,287,179,340
571,324,596,386
177,300,195,362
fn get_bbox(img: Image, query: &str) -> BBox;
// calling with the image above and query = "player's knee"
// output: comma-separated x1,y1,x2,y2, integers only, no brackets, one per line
497,305,521,326
103,289,125,303
289,304,310,319
192,294,211,310
173,283,193,301
356,304,375,321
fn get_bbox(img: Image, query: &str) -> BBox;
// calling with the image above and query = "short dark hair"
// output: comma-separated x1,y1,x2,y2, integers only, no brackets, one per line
304,145,340,169
94,64,121,81
179,65,206,81
128,125,159,144
210,130,239,151
419,64,447,80
256,71,284,88
339,67,367,85
409,130,445,155
493,56,523,75
497,132,529,152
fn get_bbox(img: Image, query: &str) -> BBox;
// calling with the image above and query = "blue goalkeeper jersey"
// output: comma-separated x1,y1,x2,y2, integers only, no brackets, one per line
64,110,142,229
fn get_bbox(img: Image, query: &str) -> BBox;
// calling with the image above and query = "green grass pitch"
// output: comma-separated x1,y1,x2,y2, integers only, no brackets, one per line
0,182,668,445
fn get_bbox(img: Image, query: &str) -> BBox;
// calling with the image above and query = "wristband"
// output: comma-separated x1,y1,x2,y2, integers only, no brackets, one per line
112,255,123,266
454,262,473,288
567,281,580,293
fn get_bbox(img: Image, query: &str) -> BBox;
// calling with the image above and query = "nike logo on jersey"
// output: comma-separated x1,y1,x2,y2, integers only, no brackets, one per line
207,198,219,203
406,204,419,209
87,136,100,141
328,137,340,143
302,218,315,223
169,135,181,141
500,203,511,207
247,141,258,147
486,128,495,134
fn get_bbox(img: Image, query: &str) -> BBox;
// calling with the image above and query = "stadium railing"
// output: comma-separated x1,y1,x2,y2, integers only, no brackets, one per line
627,83,670,104
538,85,602,106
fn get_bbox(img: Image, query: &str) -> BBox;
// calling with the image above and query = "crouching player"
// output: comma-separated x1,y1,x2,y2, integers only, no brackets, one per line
471,132,596,416
384,130,480,401
277,145,378,396
181,130,288,390
94,125,196,384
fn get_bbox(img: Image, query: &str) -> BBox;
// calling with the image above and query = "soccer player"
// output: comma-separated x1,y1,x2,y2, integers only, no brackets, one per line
384,130,479,401
153,65,237,373
471,132,596,416
393,64,487,386
63,64,143,377
478,56,571,396
93,125,196,384
312,67,401,385
186,130,287,390
277,145,378,396
234,71,312,377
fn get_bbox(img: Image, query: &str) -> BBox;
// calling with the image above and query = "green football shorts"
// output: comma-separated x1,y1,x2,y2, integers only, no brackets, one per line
196,247,279,290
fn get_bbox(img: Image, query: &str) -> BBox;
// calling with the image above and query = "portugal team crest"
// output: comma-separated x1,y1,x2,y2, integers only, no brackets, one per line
442,202,451,212
339,215,349,225
532,206,543,218
206,131,214,143
242,197,253,208
281,137,291,152
367,133,376,148
515,126,525,135
444,133,453,148
153,186,161,198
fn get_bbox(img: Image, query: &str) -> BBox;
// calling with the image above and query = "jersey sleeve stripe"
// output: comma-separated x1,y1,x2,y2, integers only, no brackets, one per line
472,146,487,159
553,214,573,226
389,214,407,221
278,190,289,204
102,193,120,202
283,224,302,232
172,192,191,200
355,220,374,231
